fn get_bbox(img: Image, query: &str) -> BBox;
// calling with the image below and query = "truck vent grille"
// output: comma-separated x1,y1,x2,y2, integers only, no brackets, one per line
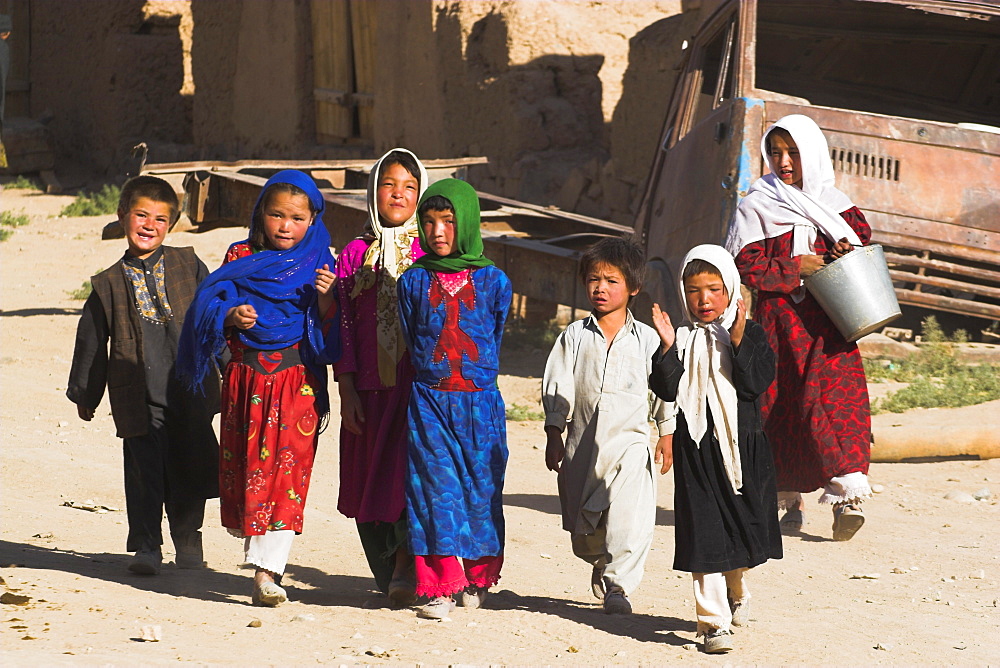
830,148,900,181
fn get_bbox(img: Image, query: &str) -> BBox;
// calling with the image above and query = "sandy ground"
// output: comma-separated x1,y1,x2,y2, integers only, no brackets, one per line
2,187,998,666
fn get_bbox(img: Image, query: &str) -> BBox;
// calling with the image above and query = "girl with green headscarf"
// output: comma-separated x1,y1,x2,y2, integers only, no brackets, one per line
397,179,512,619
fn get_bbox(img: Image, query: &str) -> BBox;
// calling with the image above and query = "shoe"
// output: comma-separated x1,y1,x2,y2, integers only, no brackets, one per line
729,595,751,627
591,566,606,599
703,628,734,653
252,581,288,607
779,506,804,532
387,577,417,607
832,503,865,541
417,596,456,619
457,585,488,609
174,532,205,569
128,549,162,575
603,587,632,615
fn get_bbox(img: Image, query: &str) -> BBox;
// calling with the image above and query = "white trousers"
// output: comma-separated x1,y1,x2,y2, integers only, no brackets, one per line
692,569,748,634
245,530,295,575
571,447,655,595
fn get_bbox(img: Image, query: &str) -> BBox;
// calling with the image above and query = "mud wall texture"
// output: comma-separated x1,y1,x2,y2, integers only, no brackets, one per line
22,0,707,221
27,0,190,175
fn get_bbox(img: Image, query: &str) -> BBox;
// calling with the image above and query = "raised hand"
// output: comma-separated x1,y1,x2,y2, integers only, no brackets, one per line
729,298,747,349
651,303,675,352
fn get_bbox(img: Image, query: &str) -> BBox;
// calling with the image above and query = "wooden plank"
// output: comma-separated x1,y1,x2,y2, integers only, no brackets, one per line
311,0,355,142
883,251,1000,283
349,0,376,140
142,156,487,175
888,269,1000,300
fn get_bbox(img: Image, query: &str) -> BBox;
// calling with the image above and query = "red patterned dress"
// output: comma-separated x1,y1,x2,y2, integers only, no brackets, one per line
218,242,321,535
734,207,872,493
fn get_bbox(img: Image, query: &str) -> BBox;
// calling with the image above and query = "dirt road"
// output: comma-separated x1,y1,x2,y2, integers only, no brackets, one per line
2,188,997,665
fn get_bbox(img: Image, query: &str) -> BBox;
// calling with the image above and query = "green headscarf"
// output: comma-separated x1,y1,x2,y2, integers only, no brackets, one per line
412,178,494,273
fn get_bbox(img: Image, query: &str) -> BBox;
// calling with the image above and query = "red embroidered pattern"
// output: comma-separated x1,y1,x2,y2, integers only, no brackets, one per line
428,272,481,392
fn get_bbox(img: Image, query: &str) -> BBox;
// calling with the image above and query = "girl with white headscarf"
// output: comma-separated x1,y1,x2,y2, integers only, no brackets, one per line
333,148,428,604
725,114,873,541
649,245,781,654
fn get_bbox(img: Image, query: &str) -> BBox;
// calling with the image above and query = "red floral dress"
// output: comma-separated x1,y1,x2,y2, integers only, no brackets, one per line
218,242,320,535
734,208,872,493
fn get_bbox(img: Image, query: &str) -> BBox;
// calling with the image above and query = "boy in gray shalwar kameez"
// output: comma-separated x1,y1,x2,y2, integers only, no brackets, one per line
543,236,673,615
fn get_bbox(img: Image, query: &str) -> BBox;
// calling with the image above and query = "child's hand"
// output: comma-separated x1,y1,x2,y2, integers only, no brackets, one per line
544,426,565,472
654,434,673,474
314,264,336,295
729,299,747,350
829,237,855,260
798,254,826,277
651,303,675,352
76,404,95,421
338,374,365,435
226,304,258,329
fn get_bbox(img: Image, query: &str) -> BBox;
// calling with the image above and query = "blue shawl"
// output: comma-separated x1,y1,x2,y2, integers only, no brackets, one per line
176,170,340,416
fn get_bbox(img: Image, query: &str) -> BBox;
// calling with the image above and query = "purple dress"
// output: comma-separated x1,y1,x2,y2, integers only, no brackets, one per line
335,236,423,523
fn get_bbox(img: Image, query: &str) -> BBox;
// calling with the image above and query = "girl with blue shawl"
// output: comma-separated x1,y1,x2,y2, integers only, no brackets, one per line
177,170,340,607
396,179,512,619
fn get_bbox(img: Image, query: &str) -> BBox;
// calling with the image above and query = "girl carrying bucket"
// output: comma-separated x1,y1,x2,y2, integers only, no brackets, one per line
724,114,872,541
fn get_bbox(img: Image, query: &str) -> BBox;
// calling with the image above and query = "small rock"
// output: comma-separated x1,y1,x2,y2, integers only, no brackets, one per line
567,646,579,653
874,642,894,651
683,643,697,651
57,421,68,428
972,487,992,500
890,568,908,574
850,573,881,580
365,646,390,658
1,592,31,605
291,613,315,622
351,632,363,639
969,570,985,580
247,619,262,628
871,483,884,493
139,625,162,642
539,553,552,559
944,491,976,503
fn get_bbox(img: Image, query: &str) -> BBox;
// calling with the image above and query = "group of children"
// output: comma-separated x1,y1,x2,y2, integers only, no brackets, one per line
68,113,871,654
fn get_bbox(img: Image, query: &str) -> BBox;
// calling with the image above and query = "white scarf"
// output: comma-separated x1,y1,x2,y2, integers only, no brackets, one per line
725,115,860,301
350,148,428,385
674,245,744,494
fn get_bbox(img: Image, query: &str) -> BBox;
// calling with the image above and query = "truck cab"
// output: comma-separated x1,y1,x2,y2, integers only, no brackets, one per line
635,0,1000,335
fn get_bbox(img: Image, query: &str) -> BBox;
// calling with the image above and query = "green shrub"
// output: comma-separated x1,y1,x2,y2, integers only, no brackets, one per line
869,316,1000,414
60,184,121,217
4,175,42,190
506,403,545,421
0,228,12,242
68,280,93,300
0,210,30,227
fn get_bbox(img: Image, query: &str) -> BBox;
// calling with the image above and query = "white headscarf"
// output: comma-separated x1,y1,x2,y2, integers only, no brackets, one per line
350,148,428,386
674,244,744,494
725,114,860,262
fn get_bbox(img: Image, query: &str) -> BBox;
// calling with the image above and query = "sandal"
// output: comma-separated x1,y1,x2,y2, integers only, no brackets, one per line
252,581,288,607
779,507,804,532
832,503,865,541
591,566,606,600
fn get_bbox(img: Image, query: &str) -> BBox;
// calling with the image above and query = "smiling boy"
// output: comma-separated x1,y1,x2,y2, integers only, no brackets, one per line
542,235,674,615
67,175,220,575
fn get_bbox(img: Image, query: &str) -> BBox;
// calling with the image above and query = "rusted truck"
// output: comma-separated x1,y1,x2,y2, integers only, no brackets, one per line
634,0,1000,334
163,0,1000,335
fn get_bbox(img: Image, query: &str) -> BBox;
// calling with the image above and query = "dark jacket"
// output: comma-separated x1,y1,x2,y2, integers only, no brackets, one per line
67,245,220,438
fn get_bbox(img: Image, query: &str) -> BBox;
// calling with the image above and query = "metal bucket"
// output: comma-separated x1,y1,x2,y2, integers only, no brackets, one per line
803,244,901,342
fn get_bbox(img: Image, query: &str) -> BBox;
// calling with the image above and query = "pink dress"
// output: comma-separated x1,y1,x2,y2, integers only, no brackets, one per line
334,236,423,523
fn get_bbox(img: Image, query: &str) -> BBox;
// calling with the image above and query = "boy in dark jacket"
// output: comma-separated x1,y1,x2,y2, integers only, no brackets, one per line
68,175,219,575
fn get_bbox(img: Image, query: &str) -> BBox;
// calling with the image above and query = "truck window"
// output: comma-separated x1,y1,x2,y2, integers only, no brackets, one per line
690,16,738,129
755,0,1000,127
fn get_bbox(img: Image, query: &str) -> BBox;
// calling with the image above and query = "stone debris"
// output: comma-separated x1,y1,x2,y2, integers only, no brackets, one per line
1,592,31,605
247,619,262,628
62,500,120,513
351,632,363,639
874,642,894,651
972,487,992,500
539,553,552,559
139,625,162,642
891,568,909,574
943,491,976,503
365,645,391,658
850,573,881,580
291,613,315,622
871,483,885,493
969,570,986,580
683,643,697,651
